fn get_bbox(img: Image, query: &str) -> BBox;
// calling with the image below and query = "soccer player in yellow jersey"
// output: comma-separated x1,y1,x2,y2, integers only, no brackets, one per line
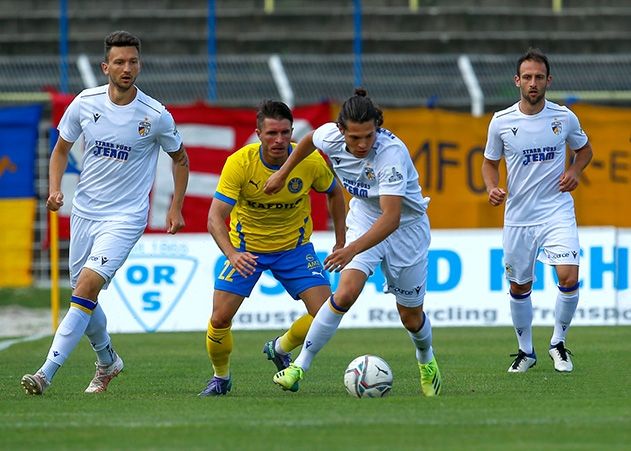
199,100,346,396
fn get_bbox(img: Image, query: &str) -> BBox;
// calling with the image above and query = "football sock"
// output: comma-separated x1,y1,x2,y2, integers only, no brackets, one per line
407,312,434,364
41,296,96,380
551,283,579,346
84,303,117,366
294,295,347,372
206,322,233,378
278,313,313,354
510,291,534,355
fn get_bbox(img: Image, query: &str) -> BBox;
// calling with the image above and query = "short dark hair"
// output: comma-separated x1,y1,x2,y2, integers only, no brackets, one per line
256,100,293,129
104,30,141,62
516,48,550,77
337,87,384,129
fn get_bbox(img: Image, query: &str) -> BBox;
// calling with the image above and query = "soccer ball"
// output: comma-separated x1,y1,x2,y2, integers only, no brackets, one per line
343,355,393,398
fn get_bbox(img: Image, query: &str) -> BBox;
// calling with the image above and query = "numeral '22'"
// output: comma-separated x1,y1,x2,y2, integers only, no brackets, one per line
218,260,236,282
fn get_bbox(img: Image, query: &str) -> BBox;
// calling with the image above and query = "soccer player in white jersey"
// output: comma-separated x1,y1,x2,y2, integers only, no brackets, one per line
21,31,189,395
265,88,442,397
482,49,593,373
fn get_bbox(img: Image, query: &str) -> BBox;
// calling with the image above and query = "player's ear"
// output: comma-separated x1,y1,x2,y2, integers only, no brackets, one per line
546,74,552,87
514,74,520,87
101,61,108,76
255,128,261,138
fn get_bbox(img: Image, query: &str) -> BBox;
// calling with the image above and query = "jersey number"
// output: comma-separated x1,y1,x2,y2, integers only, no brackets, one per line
218,260,236,282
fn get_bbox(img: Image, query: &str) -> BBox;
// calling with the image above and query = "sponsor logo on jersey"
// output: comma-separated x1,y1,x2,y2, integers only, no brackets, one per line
248,179,260,189
342,177,369,198
93,112,101,123
138,119,151,136
521,146,556,166
93,140,130,162
246,198,303,209
551,119,562,135
387,167,403,183
511,127,518,136
332,157,341,165
287,177,303,193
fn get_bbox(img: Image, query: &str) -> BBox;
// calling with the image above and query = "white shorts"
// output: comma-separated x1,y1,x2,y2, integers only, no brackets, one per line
344,214,430,308
69,215,145,290
503,215,580,285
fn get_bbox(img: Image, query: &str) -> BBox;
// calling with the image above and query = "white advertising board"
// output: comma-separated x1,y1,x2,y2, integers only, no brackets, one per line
99,228,631,333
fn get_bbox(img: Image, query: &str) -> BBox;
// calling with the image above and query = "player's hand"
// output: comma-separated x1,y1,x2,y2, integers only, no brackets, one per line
559,170,580,192
227,251,258,278
166,210,185,234
487,187,507,206
324,245,356,272
46,191,64,211
264,171,286,195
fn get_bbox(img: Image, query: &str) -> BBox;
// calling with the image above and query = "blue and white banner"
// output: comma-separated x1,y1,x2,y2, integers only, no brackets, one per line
99,228,631,333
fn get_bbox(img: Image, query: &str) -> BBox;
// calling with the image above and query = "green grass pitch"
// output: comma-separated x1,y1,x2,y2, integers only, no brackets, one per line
1,326,630,450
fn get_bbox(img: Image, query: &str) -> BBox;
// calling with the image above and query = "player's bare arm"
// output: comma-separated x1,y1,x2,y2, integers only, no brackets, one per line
481,157,507,206
326,181,347,252
324,195,401,272
207,197,257,277
166,145,189,234
560,142,593,193
47,137,74,211
264,131,316,194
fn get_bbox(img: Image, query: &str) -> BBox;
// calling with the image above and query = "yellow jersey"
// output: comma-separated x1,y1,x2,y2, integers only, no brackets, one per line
214,143,336,253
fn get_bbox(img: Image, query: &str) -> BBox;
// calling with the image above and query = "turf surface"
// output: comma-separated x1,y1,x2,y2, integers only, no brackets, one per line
1,326,629,450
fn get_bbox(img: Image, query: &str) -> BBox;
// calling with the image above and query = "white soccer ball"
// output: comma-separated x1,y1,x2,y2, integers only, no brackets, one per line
343,354,393,398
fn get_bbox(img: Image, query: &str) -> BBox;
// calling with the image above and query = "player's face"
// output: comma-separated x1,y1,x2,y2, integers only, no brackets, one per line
257,117,293,166
515,60,551,106
102,46,140,92
340,120,377,159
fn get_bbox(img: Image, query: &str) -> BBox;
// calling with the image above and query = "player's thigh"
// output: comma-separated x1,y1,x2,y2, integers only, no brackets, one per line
214,255,265,298
71,217,144,290
382,221,429,308
269,243,330,300
537,216,581,268
503,225,539,284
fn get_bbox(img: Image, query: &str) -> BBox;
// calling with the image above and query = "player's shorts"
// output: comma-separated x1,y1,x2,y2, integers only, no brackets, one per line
503,215,580,284
214,242,330,299
69,215,145,290
344,214,430,308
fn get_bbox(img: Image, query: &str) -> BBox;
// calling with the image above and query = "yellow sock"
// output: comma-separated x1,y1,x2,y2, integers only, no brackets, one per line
278,313,313,353
206,322,233,378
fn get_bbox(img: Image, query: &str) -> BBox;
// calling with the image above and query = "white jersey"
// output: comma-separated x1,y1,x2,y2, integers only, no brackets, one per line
58,84,182,224
484,100,588,226
312,122,429,227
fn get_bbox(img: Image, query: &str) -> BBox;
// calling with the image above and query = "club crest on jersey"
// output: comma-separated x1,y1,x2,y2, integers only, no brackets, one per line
287,177,303,193
138,119,151,136
551,119,562,135
364,166,376,181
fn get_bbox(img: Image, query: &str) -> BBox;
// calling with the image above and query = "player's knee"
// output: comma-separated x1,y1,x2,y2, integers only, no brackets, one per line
558,278,579,292
330,291,356,310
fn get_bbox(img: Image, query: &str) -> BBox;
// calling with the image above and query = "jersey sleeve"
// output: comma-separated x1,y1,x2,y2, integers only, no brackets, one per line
376,145,408,196
309,152,336,193
156,109,183,152
214,154,244,206
57,96,82,143
566,110,589,151
312,122,338,156
483,115,504,161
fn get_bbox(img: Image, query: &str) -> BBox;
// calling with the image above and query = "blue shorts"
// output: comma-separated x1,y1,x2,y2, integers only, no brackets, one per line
214,242,330,299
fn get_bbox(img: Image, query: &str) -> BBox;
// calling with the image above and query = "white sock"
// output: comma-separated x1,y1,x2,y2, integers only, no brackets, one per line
42,305,92,380
294,296,346,372
510,291,534,355
408,312,434,364
551,286,579,346
85,304,117,366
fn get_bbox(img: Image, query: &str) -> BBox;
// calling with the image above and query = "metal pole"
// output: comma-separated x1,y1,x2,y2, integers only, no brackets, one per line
207,0,217,102
59,0,68,93
353,0,362,88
